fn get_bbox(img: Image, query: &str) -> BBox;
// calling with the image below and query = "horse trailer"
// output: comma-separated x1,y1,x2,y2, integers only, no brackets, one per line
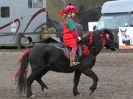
0,0,46,47
96,0,133,49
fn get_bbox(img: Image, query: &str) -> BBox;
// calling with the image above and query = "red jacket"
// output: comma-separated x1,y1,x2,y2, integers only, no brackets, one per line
63,18,79,48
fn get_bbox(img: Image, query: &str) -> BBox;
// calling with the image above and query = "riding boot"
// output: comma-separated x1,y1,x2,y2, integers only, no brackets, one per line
69,52,80,67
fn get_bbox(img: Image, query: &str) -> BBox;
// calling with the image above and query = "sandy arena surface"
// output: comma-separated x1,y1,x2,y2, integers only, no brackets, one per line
0,50,133,99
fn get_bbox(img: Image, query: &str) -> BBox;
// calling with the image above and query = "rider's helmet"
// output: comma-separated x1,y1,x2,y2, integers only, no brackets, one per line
58,3,78,16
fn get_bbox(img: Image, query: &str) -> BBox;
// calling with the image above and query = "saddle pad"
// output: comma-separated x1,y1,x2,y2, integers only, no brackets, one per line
54,43,70,59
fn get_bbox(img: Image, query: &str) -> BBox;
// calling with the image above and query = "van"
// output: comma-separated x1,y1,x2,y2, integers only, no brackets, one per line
96,0,133,49
0,0,46,47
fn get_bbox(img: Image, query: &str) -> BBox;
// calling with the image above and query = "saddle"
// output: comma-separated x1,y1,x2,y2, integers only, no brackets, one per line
54,43,82,60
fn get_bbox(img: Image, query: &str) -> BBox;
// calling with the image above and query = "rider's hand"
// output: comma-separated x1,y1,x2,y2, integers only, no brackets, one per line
78,37,81,41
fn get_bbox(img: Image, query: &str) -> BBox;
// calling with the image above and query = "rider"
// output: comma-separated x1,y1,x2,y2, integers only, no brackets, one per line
59,3,81,67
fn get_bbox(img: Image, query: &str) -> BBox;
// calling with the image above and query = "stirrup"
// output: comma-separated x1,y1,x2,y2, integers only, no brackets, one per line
72,61,80,66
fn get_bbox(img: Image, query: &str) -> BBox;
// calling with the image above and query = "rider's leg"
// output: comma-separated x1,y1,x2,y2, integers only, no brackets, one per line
70,46,80,66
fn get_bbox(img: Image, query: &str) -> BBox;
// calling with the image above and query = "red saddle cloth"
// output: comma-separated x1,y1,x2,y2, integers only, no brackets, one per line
54,43,70,59
54,43,90,59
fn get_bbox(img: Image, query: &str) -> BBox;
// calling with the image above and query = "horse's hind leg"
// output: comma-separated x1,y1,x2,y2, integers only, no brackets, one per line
27,73,35,98
27,70,48,97
83,69,98,95
36,78,48,92
73,70,81,96
36,69,49,93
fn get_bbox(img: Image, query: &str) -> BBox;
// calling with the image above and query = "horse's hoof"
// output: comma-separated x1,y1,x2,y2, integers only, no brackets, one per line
30,95,35,98
73,91,80,96
89,87,96,95
89,90,93,95
90,87,96,95
43,89,48,96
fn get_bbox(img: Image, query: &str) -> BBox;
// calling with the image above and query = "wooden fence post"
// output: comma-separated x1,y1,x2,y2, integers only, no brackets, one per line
16,33,22,49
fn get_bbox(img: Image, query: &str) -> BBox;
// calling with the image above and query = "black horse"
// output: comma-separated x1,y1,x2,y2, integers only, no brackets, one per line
14,29,116,98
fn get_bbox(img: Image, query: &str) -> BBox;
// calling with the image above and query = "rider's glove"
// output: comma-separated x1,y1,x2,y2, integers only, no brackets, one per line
78,37,81,41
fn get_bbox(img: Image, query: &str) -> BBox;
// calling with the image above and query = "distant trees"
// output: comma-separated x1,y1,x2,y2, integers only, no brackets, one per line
47,0,112,30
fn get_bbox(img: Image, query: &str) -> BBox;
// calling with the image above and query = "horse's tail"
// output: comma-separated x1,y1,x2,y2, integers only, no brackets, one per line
13,48,30,94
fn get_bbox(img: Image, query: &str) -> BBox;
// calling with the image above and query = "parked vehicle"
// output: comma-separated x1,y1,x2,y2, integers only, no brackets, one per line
0,0,46,47
96,0,133,49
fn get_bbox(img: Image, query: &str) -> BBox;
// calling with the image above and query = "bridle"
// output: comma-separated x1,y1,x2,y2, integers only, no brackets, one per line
99,32,115,49
99,33,110,47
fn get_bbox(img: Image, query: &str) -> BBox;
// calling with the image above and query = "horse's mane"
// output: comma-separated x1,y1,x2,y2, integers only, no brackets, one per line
95,28,114,39
79,28,114,46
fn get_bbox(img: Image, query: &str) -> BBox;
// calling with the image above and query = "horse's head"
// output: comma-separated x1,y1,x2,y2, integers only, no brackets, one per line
79,29,117,56
100,29,117,51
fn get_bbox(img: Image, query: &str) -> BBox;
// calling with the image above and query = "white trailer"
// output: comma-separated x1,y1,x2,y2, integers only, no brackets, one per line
96,0,133,49
0,0,46,47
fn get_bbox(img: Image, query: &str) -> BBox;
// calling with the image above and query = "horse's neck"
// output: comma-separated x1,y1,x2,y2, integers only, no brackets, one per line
80,33,103,56
93,34,103,56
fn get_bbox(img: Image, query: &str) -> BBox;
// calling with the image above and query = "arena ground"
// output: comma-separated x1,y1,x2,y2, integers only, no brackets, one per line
0,50,133,99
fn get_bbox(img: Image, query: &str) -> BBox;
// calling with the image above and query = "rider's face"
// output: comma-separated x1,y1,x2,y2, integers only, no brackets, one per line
71,13,75,17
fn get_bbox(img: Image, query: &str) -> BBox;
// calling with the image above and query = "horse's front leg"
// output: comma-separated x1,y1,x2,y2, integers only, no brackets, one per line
73,69,81,96
83,69,98,95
